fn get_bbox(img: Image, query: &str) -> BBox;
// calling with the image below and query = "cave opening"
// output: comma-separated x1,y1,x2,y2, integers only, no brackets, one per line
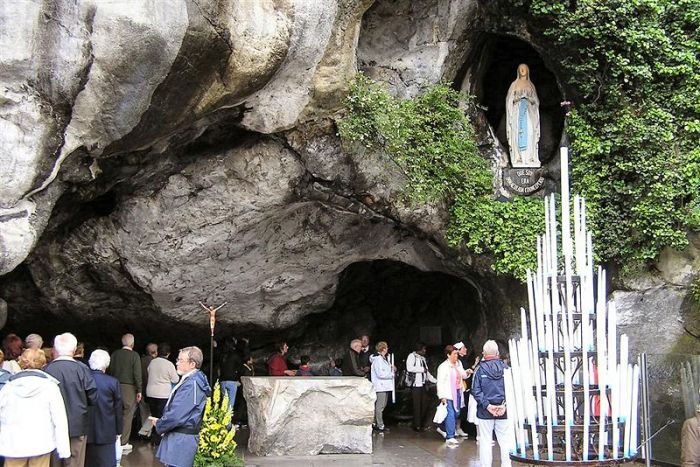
462,33,565,163
293,259,485,364
1,259,491,377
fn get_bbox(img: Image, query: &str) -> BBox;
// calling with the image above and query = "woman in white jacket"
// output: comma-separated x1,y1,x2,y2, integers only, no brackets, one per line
369,341,394,433
436,344,469,447
0,348,71,465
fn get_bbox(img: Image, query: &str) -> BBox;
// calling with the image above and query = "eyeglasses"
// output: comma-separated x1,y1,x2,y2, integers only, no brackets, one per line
176,357,192,363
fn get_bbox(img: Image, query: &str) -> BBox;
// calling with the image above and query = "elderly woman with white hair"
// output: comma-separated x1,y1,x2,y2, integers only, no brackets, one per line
471,340,514,467
86,349,123,467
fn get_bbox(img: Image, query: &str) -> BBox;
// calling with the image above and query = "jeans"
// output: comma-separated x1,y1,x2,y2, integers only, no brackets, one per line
444,391,461,439
220,380,241,411
477,418,514,467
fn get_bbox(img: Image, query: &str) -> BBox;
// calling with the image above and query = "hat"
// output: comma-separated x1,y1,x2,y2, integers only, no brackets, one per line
453,341,465,350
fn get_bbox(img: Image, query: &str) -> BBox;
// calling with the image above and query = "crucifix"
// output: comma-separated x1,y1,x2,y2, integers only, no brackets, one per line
200,301,227,384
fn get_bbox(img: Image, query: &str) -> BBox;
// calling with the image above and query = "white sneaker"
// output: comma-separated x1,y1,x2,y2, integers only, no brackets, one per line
436,427,447,439
455,428,468,438
121,444,133,454
445,438,459,447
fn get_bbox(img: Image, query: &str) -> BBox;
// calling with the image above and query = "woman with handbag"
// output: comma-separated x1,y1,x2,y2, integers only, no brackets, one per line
436,344,469,447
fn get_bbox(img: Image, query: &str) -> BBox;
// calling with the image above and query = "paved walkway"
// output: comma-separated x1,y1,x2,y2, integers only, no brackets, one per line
122,424,503,466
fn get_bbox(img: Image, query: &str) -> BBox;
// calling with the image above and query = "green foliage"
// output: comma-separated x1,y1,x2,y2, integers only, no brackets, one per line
338,75,543,279
195,383,243,467
498,0,700,265
691,276,700,306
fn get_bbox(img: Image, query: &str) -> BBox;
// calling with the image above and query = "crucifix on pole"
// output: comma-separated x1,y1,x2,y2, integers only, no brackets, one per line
199,301,227,384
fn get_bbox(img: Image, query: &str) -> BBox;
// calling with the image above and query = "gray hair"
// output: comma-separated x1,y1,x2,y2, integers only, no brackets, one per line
121,333,135,348
350,339,361,348
179,346,203,369
89,349,111,371
482,340,499,357
25,333,44,349
54,333,78,357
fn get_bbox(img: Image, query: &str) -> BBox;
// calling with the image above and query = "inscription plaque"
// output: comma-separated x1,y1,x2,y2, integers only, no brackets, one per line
503,168,545,195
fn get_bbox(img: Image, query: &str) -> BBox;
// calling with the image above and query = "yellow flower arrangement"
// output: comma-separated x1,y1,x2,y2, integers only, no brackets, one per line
194,382,243,466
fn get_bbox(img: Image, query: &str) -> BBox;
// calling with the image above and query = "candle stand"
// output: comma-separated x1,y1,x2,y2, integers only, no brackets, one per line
504,147,640,465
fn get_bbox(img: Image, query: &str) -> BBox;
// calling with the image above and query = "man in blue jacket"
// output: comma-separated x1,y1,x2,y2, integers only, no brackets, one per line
471,340,514,467
152,346,211,467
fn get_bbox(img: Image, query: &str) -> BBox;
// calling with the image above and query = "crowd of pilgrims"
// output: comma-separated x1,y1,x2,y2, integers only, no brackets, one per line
0,331,512,467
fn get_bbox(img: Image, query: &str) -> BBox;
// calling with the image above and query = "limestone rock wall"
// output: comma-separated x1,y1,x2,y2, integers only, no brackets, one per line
0,0,696,364
0,0,373,276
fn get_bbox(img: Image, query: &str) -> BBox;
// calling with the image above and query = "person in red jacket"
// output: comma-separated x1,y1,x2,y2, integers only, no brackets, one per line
268,342,296,376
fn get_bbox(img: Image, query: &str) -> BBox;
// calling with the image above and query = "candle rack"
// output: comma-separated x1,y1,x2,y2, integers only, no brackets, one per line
504,147,639,465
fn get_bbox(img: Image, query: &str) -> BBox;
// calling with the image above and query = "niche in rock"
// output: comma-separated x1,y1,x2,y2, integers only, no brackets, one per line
294,260,485,358
460,34,565,164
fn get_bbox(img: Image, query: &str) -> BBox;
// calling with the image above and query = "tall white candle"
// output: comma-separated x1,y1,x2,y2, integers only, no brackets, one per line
630,364,640,456
509,339,527,456
536,269,546,352
598,350,608,460
530,306,544,425
611,363,620,459
607,302,617,388
582,344,591,460
563,329,573,461
620,335,629,419
504,368,519,456
623,364,633,457
545,322,557,427
549,194,558,274
560,146,575,351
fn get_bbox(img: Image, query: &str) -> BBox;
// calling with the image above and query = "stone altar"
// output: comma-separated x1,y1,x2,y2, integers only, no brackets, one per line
241,376,375,456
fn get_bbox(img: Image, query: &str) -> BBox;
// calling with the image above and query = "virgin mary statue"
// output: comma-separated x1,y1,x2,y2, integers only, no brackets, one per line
506,63,540,167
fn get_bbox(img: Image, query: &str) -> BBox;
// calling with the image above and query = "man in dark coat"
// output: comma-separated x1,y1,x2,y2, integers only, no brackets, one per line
342,339,366,377
86,349,123,467
108,333,142,452
44,333,97,467
471,340,514,467
152,346,211,467
359,334,371,379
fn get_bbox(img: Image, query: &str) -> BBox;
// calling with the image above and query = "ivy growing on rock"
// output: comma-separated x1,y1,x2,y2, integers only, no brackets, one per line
495,0,700,266
338,74,543,280
341,0,700,280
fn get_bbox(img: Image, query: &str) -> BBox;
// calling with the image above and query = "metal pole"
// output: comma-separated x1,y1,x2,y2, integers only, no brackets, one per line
639,353,652,467
210,333,214,385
